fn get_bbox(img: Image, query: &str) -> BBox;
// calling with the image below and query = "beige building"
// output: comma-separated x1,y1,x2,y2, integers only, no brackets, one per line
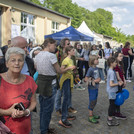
95,33,121,48
0,0,71,46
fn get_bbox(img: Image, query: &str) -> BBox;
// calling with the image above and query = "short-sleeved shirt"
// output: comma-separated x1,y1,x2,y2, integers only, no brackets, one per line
122,48,130,55
0,75,37,134
86,67,100,89
104,48,112,59
90,50,99,56
21,61,30,76
62,57,74,75
107,68,118,93
114,65,124,82
35,51,57,84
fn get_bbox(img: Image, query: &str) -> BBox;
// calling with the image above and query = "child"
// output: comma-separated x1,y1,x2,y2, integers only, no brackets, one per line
114,52,126,119
106,57,123,126
59,46,76,128
85,55,101,124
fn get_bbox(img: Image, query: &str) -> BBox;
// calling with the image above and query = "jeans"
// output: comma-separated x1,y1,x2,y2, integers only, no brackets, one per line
104,61,108,76
61,79,71,122
55,89,62,111
88,89,98,111
83,61,89,77
55,89,72,111
98,68,104,80
39,84,57,134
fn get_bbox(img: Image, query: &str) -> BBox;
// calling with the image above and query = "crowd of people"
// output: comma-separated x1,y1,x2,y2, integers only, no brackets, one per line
0,36,133,134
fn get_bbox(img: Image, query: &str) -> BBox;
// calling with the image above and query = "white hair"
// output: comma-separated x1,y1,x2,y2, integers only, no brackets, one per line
5,47,26,62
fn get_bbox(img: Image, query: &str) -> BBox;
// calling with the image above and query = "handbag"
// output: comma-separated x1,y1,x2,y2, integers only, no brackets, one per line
97,50,105,68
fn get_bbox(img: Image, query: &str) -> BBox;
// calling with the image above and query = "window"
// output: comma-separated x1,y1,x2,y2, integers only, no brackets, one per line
51,21,59,33
21,12,35,43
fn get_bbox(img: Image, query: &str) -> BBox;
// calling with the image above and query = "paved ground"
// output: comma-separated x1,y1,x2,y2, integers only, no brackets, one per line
32,65,134,134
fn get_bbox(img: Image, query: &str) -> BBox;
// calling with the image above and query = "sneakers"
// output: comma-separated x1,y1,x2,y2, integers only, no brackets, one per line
126,79,131,82
67,115,76,121
107,117,119,126
88,116,99,124
59,120,72,128
93,115,100,119
56,109,62,116
76,85,85,90
100,80,105,83
68,107,77,113
47,128,57,134
114,113,127,120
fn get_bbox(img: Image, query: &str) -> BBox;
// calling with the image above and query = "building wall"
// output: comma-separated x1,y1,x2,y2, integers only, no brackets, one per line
0,0,71,46
1,7,11,45
35,16,45,44
46,19,52,35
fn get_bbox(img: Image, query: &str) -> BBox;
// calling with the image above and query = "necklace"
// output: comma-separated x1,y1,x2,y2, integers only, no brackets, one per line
6,72,21,84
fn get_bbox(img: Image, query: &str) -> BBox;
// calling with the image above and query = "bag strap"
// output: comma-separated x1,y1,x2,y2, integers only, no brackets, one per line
99,49,104,59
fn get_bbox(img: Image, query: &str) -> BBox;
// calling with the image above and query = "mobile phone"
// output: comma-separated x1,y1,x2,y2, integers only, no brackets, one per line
15,102,25,111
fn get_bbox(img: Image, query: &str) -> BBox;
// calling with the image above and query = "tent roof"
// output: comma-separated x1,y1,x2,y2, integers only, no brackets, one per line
45,26,93,41
77,21,102,42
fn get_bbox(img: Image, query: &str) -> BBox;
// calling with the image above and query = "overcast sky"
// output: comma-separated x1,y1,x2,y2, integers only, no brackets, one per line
72,0,134,35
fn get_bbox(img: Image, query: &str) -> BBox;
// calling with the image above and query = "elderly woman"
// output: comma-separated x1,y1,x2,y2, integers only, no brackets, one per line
0,47,37,134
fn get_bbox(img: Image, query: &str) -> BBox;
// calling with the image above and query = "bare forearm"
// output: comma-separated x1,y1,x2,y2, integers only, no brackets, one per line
94,78,101,83
27,94,37,112
27,101,37,112
110,81,118,87
0,109,11,116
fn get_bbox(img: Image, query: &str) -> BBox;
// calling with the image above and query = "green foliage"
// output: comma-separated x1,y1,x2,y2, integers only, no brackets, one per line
30,0,134,45
29,0,42,6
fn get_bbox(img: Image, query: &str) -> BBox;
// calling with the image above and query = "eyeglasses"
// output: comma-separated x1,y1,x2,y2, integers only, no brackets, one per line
67,43,70,45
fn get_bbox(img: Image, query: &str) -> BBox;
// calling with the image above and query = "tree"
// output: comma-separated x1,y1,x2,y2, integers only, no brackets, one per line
29,0,134,45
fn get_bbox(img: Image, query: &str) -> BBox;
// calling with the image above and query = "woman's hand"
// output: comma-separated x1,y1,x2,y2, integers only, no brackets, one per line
7,103,18,116
79,58,84,61
7,103,27,118
11,109,26,118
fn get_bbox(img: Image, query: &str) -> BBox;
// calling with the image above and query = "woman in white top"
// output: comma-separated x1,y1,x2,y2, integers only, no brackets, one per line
81,43,90,77
104,42,113,76
90,44,99,56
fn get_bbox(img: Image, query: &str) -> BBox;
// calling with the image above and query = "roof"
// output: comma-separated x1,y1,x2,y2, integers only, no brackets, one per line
45,26,94,41
77,21,102,42
16,0,71,19
103,35,113,39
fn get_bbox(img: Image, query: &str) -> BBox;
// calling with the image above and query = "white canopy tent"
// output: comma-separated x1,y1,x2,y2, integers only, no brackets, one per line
77,21,102,44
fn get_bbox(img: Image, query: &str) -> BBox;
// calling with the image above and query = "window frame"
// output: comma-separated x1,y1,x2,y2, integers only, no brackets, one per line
51,21,60,33
20,12,35,43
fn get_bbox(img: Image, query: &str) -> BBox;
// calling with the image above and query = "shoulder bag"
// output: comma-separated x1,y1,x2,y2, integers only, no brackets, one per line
97,50,105,68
